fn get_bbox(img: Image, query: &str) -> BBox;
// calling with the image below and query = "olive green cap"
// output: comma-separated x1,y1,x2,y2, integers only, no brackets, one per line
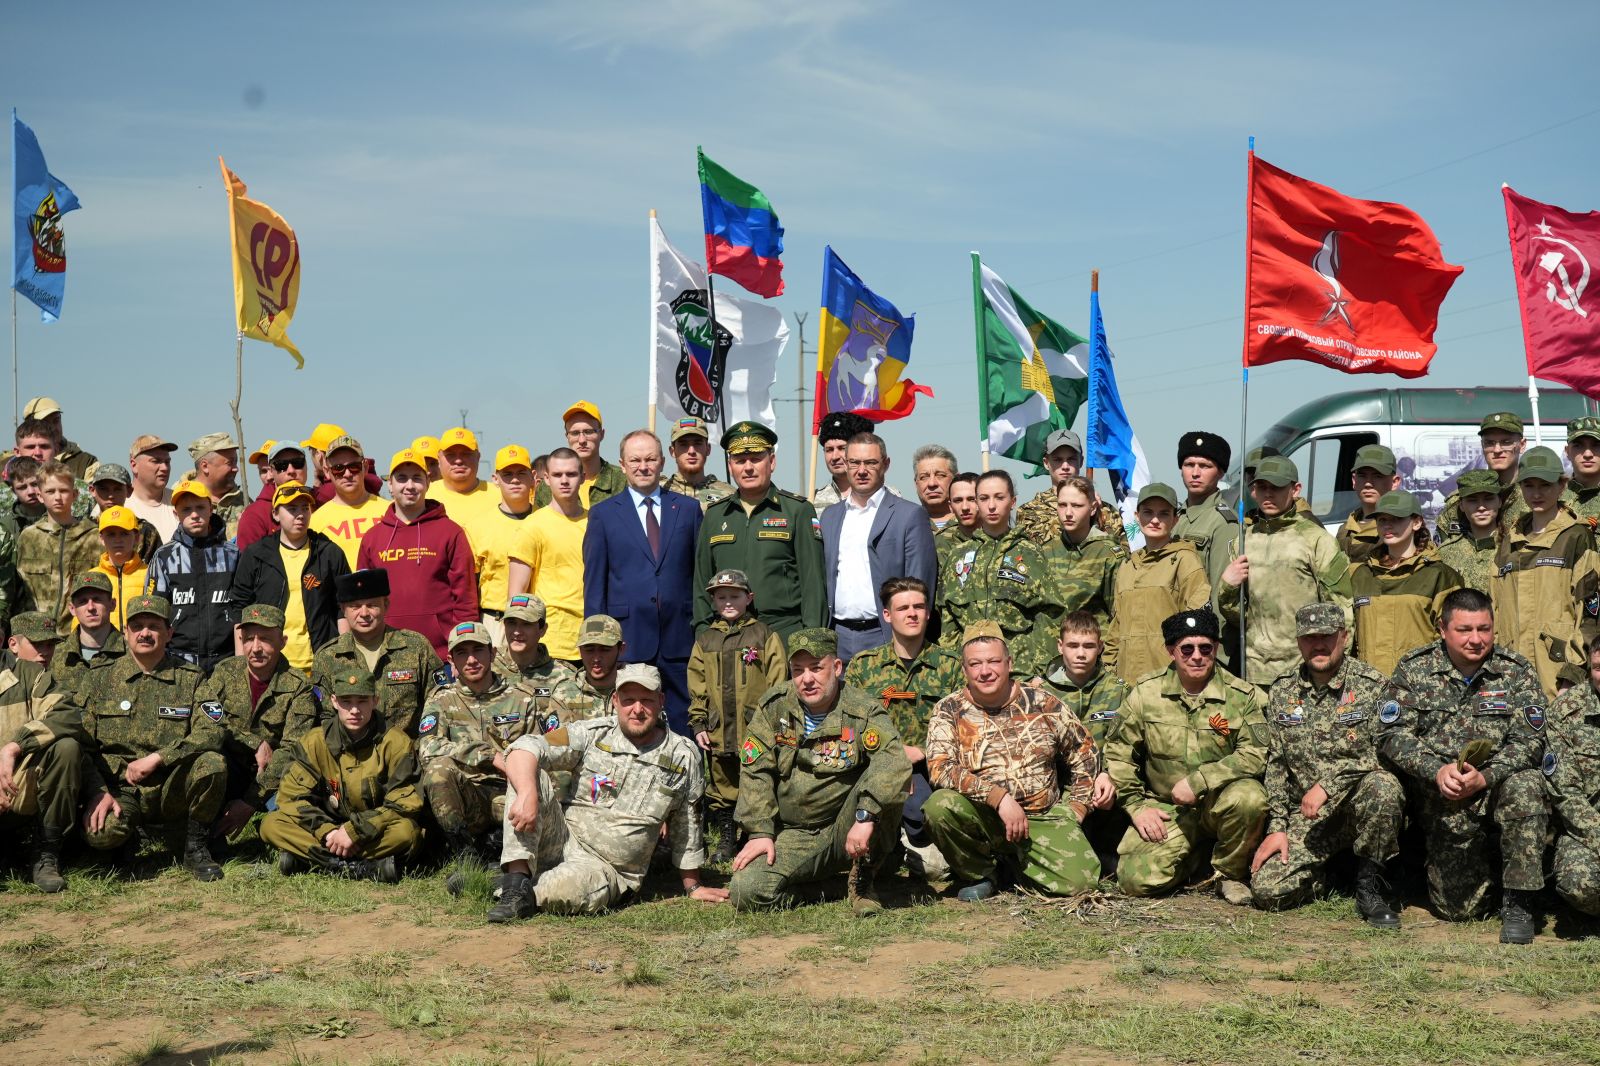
1135,482,1180,509
331,670,376,697
960,620,1006,646
1516,446,1565,484
124,594,171,623
1352,444,1397,476
9,611,61,644
238,604,285,629
576,614,623,648
786,628,838,660
68,571,114,598
1243,445,1282,468
1251,455,1298,487
1480,411,1524,436
721,420,777,455
1456,469,1501,496
1371,491,1421,519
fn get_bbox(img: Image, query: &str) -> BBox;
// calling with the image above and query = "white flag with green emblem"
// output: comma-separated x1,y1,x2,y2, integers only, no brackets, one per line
975,261,1088,470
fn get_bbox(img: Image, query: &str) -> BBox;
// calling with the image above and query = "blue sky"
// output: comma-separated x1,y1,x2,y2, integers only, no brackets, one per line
8,2,1600,494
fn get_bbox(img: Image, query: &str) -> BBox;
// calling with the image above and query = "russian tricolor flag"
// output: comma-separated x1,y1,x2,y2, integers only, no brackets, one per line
698,147,784,298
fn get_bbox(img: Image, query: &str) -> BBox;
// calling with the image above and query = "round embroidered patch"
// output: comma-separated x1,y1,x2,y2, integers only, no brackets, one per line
418,714,438,734
1378,700,1401,725
1543,751,1558,777
862,728,880,752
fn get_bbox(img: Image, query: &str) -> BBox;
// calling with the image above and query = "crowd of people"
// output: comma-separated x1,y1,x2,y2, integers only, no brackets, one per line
2,396,1599,945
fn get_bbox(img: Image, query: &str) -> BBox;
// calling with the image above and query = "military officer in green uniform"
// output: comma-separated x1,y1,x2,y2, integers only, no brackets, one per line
50,572,127,693
693,421,826,639
663,416,734,511
261,667,422,881
419,620,560,890
311,569,446,734
198,604,321,836
730,628,910,917
1103,608,1268,905
937,470,1056,676
0,640,73,890
495,592,580,699
1172,431,1240,597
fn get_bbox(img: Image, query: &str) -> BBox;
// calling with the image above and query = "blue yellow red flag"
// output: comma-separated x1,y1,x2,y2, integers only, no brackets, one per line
813,246,928,431
12,110,82,323
220,157,303,368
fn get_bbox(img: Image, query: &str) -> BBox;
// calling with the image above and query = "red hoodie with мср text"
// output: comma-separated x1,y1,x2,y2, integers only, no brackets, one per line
357,498,478,658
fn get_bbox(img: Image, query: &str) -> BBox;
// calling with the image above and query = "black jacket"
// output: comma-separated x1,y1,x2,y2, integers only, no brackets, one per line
229,530,351,651
147,514,239,671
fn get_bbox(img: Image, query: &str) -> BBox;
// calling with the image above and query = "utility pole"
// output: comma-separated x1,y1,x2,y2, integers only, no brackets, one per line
773,312,810,489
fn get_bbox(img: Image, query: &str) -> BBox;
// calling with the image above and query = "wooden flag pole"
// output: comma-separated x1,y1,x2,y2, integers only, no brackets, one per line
807,435,819,497
232,329,250,500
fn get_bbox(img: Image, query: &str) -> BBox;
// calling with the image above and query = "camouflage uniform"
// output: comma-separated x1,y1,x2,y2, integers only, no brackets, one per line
501,716,706,914
1016,488,1128,550
494,642,579,699
1038,528,1123,670
311,627,446,734
1544,681,1600,914
50,627,127,694
212,486,248,542
553,671,614,724
15,515,101,630
1377,641,1547,920
1349,547,1464,677
923,683,1102,894
1103,663,1269,894
259,714,424,865
1435,480,1531,545
0,655,76,836
1216,512,1353,686
1173,489,1241,596
811,479,848,510
1569,482,1600,524
196,654,320,808
1036,661,1130,750
1490,505,1600,699
0,481,93,528
933,523,976,575
1436,532,1499,596
1336,510,1382,566
730,680,910,910
0,510,19,629
664,471,734,512
937,527,1055,676
842,640,964,749
1250,655,1403,908
688,613,787,812
418,674,554,838
1108,540,1211,685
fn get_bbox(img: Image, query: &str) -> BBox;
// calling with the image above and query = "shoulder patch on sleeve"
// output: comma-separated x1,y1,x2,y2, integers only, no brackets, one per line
1543,751,1558,777
418,713,438,734
1378,700,1401,725
739,736,768,765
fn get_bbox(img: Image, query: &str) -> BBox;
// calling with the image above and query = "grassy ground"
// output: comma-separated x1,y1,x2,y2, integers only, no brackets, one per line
3,835,1600,1066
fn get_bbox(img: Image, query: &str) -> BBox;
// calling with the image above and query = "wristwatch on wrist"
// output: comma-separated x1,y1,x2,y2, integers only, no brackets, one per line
854,808,877,824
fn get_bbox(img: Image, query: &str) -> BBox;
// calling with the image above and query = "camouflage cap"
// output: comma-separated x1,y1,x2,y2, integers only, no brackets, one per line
68,571,114,598
239,603,286,629
1251,454,1299,487
576,614,623,648
669,416,712,444
786,627,838,660
1568,416,1600,444
331,670,377,698
188,432,239,460
9,611,61,644
326,434,364,459
1517,446,1565,484
447,619,494,651
129,433,177,460
960,620,1006,646
721,420,777,455
503,593,547,623
705,568,751,592
1044,429,1083,458
1135,482,1180,509
1352,444,1397,476
615,662,663,692
1296,602,1347,637
1480,411,1524,436
88,462,131,487
1456,469,1501,496
1372,490,1422,519
124,594,171,623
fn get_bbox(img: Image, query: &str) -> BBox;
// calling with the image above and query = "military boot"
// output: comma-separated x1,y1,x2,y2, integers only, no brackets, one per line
1500,889,1537,945
183,821,224,882
487,871,535,923
710,809,738,865
848,857,882,918
31,827,66,894
277,850,308,876
1354,858,1400,930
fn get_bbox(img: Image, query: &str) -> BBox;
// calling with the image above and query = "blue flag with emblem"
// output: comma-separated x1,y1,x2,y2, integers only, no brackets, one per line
1083,283,1148,543
11,110,82,323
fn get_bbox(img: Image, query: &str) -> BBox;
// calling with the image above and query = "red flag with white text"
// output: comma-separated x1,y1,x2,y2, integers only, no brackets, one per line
1503,185,1600,398
1245,155,1462,377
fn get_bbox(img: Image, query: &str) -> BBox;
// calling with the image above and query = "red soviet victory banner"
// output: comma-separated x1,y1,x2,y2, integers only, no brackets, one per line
1245,155,1462,377
1503,185,1600,397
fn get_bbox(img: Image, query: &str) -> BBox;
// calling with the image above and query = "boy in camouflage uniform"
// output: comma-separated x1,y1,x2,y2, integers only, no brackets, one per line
1015,429,1128,550
1565,417,1600,523
1036,611,1128,866
50,572,126,693
1435,412,1534,542
688,569,787,863
1250,604,1404,928
1544,639,1600,915
663,417,734,511
16,461,101,631
924,623,1102,901
261,667,422,882
1378,588,1548,944
494,593,579,700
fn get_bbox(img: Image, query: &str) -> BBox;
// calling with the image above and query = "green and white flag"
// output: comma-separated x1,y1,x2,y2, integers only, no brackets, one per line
974,258,1089,471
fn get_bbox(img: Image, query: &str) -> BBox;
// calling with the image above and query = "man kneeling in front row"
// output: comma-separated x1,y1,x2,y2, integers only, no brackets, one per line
489,663,725,920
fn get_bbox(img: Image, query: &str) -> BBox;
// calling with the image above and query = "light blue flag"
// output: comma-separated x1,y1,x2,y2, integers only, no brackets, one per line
1084,288,1149,541
12,110,81,322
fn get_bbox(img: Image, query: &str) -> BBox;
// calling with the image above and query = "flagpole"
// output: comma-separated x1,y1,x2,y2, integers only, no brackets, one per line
232,329,250,500
647,210,658,435
971,251,991,473
807,436,819,497
1237,136,1256,673
9,288,16,427
1500,183,1547,438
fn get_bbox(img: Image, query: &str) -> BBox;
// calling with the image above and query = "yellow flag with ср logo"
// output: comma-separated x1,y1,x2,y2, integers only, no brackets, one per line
220,156,303,368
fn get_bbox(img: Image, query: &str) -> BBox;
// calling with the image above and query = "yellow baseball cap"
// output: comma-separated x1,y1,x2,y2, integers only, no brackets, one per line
171,480,211,506
439,426,479,452
410,435,441,460
22,396,61,420
97,505,138,532
302,423,347,452
389,449,427,475
562,400,602,424
247,439,277,465
495,444,532,472
271,481,316,508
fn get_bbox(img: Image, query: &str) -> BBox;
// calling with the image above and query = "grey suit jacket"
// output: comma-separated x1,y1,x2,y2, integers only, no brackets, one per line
819,489,939,625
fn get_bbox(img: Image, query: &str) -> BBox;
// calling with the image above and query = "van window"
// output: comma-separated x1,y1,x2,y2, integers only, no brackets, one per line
1287,432,1378,524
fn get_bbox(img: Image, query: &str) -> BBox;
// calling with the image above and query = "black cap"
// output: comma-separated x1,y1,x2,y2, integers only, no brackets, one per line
1176,431,1231,471
817,411,874,445
1162,608,1220,646
336,568,390,603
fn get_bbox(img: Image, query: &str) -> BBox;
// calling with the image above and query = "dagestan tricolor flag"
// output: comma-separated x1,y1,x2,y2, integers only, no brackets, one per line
220,157,303,368
1245,154,1461,378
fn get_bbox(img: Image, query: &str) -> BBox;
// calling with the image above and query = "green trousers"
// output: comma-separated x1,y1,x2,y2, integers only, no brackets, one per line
259,810,422,865
1251,770,1402,909
7,738,86,832
85,751,226,850
705,752,740,814
922,789,1101,895
1116,779,1266,896
730,785,904,912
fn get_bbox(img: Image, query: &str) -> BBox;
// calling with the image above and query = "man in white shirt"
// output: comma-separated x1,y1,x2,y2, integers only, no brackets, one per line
126,434,179,542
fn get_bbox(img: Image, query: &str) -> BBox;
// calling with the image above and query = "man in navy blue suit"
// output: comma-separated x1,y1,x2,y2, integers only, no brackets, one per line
819,432,939,662
583,428,703,737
